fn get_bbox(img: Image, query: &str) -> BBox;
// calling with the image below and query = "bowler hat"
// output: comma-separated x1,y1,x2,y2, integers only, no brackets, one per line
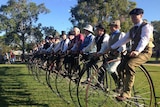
68,31,75,36
96,23,105,29
61,31,66,35
129,8,144,15
83,24,94,33
109,20,120,26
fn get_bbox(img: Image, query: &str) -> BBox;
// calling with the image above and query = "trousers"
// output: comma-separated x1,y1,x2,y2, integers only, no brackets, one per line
117,48,152,98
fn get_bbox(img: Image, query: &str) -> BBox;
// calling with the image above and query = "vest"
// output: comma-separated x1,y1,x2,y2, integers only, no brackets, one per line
95,34,105,52
108,33,121,59
129,22,154,53
82,34,93,48
109,33,121,46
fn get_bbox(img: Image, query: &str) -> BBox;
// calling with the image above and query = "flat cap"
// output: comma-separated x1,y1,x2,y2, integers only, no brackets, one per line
109,20,120,26
129,8,144,15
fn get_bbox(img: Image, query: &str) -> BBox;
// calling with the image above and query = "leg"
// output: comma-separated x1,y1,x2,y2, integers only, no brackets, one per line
117,51,152,101
107,60,121,86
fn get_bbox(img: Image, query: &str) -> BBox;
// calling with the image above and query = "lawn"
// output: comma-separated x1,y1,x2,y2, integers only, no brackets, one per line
0,64,71,107
0,64,159,107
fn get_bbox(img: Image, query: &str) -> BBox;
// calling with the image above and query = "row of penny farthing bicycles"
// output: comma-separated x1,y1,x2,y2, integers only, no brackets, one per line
27,51,159,107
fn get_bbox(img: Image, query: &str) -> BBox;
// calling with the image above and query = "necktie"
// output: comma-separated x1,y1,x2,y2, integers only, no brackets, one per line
133,26,138,33
132,26,139,38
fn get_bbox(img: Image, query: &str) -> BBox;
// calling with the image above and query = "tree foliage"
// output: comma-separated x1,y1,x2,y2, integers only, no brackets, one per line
0,36,11,54
0,0,50,53
151,21,160,49
42,26,58,38
70,0,136,32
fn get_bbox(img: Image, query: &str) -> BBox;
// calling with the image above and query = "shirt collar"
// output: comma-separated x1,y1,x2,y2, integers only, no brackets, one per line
86,33,92,37
134,19,143,27
112,30,120,35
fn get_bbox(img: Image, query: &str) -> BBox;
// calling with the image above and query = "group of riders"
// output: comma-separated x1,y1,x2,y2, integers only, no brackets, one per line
29,8,154,101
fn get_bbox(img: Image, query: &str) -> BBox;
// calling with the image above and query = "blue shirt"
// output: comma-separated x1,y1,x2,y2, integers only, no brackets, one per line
110,30,120,39
80,33,95,50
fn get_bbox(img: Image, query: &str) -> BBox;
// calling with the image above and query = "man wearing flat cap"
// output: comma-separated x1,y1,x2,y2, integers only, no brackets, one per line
106,8,154,101
129,8,144,15
97,20,126,89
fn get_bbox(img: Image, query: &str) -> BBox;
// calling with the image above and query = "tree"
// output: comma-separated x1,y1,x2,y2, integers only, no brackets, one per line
0,36,11,54
151,21,160,51
42,26,58,38
69,0,136,32
0,0,50,56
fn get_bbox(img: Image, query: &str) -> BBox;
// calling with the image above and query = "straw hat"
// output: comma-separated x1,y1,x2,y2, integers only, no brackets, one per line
83,24,94,33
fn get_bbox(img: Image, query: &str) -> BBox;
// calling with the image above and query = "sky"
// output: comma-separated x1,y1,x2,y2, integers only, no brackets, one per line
0,0,160,34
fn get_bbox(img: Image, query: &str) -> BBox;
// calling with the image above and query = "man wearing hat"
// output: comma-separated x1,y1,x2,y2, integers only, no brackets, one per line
97,20,126,89
78,23,110,85
79,24,96,83
80,24,96,51
86,23,109,55
39,35,53,54
67,31,75,50
106,8,154,101
52,31,70,70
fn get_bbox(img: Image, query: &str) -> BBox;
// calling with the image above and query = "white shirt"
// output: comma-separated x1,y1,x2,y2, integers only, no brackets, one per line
46,43,54,53
53,41,61,53
111,20,153,53
54,38,70,53
61,38,70,52
83,34,110,54
111,32,126,52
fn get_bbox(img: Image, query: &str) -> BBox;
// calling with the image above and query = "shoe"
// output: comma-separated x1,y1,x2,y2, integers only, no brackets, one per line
116,95,128,101
113,87,123,94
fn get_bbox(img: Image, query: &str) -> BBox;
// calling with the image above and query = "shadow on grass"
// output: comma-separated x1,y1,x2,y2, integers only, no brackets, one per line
147,60,160,64
0,66,49,107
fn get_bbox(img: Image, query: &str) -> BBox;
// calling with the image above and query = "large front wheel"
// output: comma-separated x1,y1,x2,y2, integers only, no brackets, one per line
77,64,154,107
122,65,154,107
77,65,112,107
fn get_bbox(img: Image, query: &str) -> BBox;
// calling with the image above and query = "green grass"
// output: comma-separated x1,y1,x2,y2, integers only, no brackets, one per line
0,64,159,107
0,64,72,107
143,65,160,97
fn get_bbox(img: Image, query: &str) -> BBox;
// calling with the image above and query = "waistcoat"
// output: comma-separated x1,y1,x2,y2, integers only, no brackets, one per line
108,33,121,59
109,33,121,46
129,22,154,53
95,34,105,52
